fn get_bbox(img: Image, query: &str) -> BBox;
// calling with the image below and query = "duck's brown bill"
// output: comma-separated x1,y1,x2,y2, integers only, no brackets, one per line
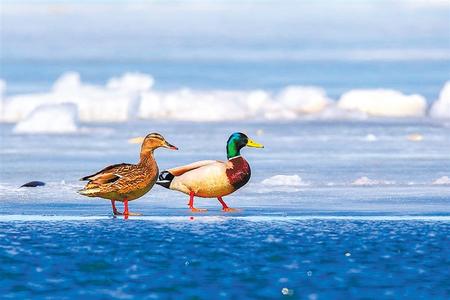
164,141,178,150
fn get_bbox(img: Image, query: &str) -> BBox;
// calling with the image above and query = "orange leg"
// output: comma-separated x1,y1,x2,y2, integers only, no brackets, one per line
121,198,142,217
188,192,207,212
124,199,129,215
217,196,238,212
111,200,122,215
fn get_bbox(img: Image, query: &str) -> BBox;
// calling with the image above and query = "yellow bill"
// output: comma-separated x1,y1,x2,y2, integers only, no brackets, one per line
247,138,264,148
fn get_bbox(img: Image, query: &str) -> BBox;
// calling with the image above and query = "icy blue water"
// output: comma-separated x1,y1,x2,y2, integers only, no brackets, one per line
1,217,449,299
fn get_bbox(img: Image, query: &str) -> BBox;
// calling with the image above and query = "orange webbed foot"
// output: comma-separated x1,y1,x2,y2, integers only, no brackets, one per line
124,212,142,216
217,197,239,213
189,207,208,213
187,192,207,213
222,207,240,212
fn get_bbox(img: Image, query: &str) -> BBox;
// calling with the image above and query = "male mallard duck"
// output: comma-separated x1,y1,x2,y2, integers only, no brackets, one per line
157,132,263,212
78,133,177,216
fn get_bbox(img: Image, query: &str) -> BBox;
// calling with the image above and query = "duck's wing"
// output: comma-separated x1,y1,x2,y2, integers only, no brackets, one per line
80,163,131,184
168,160,219,176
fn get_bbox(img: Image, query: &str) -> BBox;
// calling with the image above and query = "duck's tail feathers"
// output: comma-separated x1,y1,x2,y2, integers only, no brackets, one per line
78,188,101,197
156,171,174,189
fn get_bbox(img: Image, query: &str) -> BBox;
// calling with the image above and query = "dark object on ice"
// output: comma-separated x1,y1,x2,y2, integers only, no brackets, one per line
20,181,46,188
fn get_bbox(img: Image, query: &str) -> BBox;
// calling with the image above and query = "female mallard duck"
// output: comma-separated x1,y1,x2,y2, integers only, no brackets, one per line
157,132,263,212
78,133,177,216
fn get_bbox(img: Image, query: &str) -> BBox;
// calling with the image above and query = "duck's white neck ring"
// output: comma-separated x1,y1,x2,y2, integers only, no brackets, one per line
228,155,242,160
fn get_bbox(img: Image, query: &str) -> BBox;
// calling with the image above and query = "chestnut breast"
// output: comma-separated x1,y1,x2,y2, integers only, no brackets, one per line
226,156,251,190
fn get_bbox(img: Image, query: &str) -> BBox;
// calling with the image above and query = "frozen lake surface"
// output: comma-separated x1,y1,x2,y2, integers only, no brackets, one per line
1,121,449,299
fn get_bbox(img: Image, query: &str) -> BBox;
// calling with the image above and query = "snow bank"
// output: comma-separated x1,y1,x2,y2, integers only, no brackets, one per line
432,176,450,185
138,86,332,121
352,176,394,186
363,134,378,142
261,175,310,186
1,72,153,123
0,79,5,99
338,89,427,117
255,175,310,193
106,72,154,93
429,82,450,119
13,103,78,134
275,86,331,115
0,79,5,118
138,89,271,121
140,86,429,121
3,73,447,124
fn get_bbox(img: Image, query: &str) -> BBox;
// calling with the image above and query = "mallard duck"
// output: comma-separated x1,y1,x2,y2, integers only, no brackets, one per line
157,132,263,212
78,133,177,216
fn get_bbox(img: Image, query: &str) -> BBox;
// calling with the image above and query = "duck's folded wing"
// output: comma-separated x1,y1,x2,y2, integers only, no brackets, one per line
80,163,129,181
168,160,219,176
89,173,122,185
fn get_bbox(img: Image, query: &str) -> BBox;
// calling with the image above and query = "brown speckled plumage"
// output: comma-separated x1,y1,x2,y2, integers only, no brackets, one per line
78,133,177,203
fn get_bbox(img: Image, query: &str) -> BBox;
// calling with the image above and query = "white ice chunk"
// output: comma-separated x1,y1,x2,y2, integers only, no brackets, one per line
261,175,310,186
138,89,271,121
2,72,151,123
13,103,78,134
338,89,427,117
276,86,332,114
429,82,450,119
0,79,6,118
352,176,394,186
106,72,154,93
139,86,332,121
364,134,378,142
432,176,450,185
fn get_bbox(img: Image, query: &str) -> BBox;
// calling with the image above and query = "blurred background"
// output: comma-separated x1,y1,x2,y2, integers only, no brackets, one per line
1,0,449,128
0,1,449,197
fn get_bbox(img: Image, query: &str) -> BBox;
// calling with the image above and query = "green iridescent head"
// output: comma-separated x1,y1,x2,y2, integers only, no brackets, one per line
226,132,264,159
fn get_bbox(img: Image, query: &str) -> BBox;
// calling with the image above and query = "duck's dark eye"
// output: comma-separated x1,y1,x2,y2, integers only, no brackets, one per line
239,136,248,148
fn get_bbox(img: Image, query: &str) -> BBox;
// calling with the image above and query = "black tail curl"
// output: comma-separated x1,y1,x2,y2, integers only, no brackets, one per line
156,171,174,189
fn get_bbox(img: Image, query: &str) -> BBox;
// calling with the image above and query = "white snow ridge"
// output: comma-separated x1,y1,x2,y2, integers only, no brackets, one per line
1,72,152,124
261,175,310,186
338,89,427,117
429,82,450,119
432,176,450,185
1,73,450,128
13,104,78,134
352,176,394,186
